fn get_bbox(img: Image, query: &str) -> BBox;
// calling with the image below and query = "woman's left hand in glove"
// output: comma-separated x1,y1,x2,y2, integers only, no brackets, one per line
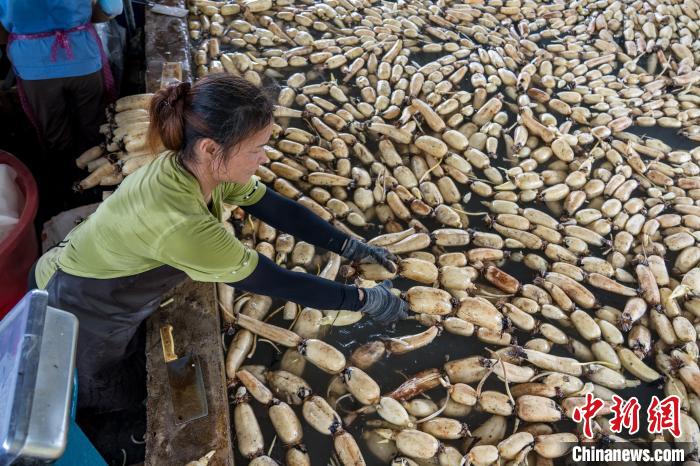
340,237,398,273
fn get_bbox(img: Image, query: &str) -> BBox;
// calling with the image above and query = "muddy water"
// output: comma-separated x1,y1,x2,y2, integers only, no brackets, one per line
227,131,672,466
212,49,693,465
232,298,664,464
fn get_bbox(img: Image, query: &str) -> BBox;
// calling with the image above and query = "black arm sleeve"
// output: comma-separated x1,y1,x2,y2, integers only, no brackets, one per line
230,253,363,311
242,188,348,254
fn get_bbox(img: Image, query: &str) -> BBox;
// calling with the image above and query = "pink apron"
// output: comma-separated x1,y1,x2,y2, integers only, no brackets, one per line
7,22,116,138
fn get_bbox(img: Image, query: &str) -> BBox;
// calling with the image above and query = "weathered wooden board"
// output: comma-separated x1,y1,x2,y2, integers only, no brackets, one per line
144,2,232,465
145,280,233,466
144,0,192,92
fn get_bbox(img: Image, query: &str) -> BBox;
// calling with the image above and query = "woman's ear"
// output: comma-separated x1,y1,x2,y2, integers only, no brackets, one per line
194,138,220,162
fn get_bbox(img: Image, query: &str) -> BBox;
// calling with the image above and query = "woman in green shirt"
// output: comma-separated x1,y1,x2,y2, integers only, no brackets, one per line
30,74,408,412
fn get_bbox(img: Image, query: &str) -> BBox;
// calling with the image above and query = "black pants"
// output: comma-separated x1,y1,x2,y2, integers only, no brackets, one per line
21,70,107,219
32,262,187,413
21,70,106,153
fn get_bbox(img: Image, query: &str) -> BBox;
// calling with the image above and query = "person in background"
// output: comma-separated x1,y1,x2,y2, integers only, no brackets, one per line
0,0,123,214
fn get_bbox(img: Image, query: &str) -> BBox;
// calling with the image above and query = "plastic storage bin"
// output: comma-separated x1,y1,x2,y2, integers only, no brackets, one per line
0,290,76,465
0,290,105,466
0,150,38,318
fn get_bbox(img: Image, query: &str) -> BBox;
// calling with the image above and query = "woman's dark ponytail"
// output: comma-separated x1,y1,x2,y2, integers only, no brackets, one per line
148,81,191,152
147,74,274,164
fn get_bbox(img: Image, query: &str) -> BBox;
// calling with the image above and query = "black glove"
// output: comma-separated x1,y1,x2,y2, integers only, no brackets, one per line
341,238,398,273
359,280,409,325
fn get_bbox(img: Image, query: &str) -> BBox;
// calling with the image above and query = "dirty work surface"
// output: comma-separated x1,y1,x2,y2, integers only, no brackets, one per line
144,3,227,465
145,279,233,466
144,0,191,91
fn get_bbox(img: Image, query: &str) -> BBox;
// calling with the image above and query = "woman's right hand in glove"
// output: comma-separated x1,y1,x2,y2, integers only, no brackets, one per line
358,280,409,325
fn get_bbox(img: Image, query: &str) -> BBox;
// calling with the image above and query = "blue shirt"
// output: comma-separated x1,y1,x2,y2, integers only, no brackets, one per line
0,0,122,80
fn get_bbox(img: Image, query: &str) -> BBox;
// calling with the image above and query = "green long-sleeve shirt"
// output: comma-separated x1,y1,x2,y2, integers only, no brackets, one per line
35,153,266,289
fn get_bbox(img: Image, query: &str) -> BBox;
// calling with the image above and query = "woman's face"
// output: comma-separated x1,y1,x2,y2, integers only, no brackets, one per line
216,123,272,184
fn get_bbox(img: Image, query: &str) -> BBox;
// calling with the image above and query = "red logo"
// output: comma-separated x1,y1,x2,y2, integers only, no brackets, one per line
573,394,682,438
571,392,604,439
609,395,641,435
647,395,681,438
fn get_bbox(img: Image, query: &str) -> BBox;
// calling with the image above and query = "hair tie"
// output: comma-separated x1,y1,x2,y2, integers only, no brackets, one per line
166,81,191,107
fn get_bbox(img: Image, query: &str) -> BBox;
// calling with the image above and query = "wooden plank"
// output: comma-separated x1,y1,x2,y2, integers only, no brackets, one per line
145,280,234,466
144,0,192,92
143,2,233,465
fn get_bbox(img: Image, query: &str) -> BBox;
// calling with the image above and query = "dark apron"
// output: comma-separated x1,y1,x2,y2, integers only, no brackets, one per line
41,264,187,412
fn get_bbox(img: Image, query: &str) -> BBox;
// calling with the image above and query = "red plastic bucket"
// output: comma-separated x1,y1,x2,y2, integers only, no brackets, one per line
0,150,39,318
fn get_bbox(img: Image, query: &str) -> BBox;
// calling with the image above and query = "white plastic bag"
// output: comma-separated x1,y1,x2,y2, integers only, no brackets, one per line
0,164,23,244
